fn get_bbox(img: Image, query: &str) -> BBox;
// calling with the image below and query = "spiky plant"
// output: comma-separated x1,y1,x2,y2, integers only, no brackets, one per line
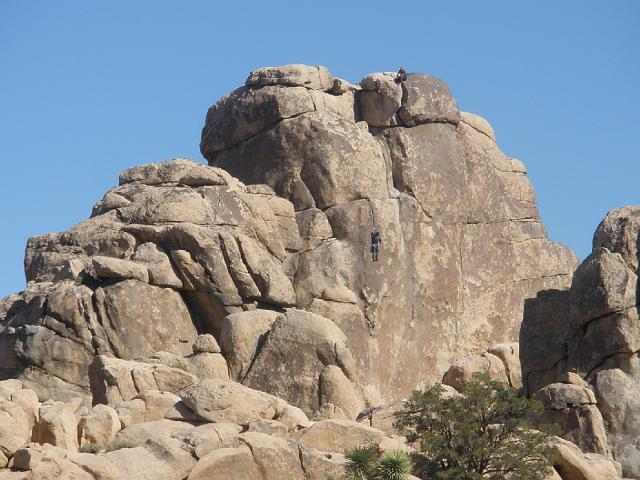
376,450,413,480
345,442,380,480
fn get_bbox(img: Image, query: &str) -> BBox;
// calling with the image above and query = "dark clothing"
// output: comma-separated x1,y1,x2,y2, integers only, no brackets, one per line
371,244,379,261
395,68,407,83
371,232,381,261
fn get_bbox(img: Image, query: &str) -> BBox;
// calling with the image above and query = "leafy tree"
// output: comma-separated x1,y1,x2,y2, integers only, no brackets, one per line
344,443,413,480
394,373,554,480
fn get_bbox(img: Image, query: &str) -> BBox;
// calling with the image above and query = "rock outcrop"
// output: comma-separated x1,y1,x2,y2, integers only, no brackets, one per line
0,159,301,402
0,62,620,480
0,64,575,412
521,206,640,477
200,63,577,403
442,342,521,390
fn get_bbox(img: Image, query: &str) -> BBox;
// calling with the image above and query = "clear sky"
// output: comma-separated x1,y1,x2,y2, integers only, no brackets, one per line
1,1,638,297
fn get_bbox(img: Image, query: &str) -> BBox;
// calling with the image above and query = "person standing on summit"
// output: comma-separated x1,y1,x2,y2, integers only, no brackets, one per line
395,66,407,83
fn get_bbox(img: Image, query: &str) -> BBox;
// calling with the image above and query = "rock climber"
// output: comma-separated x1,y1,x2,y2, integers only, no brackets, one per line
395,66,407,83
371,230,382,262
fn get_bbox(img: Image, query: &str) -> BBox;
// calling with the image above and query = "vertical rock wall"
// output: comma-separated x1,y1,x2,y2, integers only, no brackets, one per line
202,64,577,402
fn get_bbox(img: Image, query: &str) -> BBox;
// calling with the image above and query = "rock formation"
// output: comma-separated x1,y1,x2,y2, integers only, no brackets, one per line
521,206,640,478
201,63,577,403
0,64,576,413
0,376,371,480
0,63,594,479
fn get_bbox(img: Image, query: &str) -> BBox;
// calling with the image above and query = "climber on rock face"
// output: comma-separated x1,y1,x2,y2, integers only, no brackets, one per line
371,230,382,261
395,66,407,83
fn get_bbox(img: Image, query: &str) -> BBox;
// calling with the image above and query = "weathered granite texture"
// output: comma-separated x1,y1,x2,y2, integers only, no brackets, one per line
202,64,577,402
521,206,640,477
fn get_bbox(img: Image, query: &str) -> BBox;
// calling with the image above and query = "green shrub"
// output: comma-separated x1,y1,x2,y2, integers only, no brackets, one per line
394,373,555,480
78,437,138,454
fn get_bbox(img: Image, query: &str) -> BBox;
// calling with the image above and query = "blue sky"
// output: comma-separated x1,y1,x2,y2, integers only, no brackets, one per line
1,1,638,297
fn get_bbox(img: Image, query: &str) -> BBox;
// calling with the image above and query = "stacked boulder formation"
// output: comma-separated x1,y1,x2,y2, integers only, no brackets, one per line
201,64,576,402
0,64,603,479
521,206,640,478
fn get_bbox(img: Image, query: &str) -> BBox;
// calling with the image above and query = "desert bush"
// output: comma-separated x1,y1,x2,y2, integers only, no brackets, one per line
394,373,554,480
78,437,138,454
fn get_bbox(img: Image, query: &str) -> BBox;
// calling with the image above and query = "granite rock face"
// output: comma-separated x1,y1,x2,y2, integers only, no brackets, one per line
2,64,574,420
0,159,299,402
1,65,578,420
0,62,609,480
521,206,640,477
202,64,577,403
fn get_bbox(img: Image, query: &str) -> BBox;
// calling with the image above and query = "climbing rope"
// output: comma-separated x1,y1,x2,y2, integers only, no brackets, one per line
212,190,223,225
368,199,378,231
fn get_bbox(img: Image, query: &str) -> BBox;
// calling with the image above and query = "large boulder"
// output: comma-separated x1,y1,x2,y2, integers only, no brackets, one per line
242,309,362,417
102,441,195,480
90,355,197,406
441,342,522,391
569,248,637,327
238,432,306,480
397,73,461,126
521,206,640,477
487,343,522,388
200,84,355,156
218,310,280,381
592,368,640,477
209,111,389,211
33,401,80,451
358,72,403,126
550,437,622,480
7,444,95,480
246,64,335,90
187,446,261,480
592,206,640,273
0,396,35,458
291,418,389,452
533,383,609,456
78,404,121,447
179,378,310,430
442,351,509,390
93,280,198,359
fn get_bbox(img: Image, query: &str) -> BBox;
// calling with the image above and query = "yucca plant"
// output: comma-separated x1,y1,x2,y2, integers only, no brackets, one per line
344,443,413,480
376,450,413,480
345,442,380,480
